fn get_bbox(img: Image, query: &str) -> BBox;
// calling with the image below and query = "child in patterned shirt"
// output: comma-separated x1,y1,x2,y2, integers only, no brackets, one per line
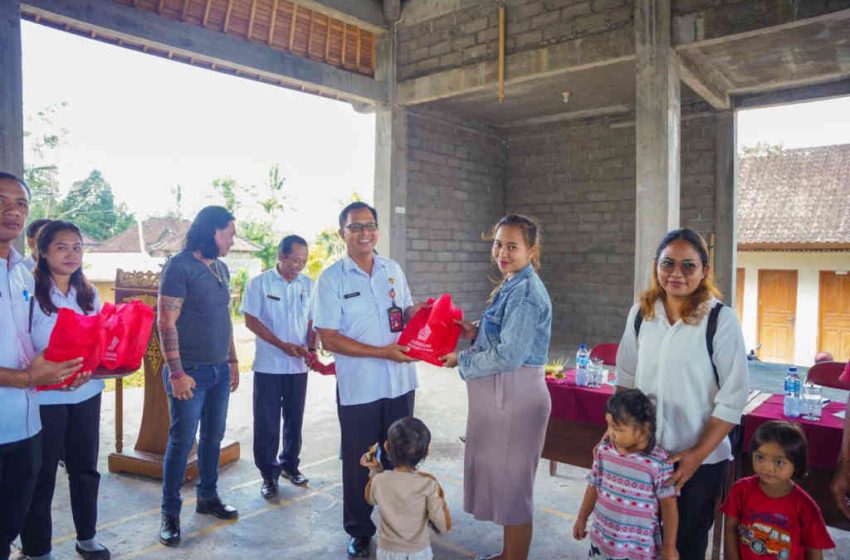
573,389,679,560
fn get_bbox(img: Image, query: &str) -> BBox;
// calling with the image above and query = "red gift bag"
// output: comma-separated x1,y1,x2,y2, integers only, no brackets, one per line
397,294,463,366
100,300,155,371
39,308,104,391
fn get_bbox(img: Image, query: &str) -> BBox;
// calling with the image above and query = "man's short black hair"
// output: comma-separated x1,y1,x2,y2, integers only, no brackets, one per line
26,218,53,239
278,234,307,256
0,171,31,199
338,201,377,229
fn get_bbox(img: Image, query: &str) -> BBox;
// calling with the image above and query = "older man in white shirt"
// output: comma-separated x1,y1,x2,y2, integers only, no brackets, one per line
241,235,315,499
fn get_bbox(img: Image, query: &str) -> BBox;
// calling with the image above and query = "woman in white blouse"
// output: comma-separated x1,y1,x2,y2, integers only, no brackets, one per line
616,228,749,560
20,220,109,560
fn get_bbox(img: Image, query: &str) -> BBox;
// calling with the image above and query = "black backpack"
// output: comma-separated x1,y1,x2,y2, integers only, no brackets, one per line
633,302,743,449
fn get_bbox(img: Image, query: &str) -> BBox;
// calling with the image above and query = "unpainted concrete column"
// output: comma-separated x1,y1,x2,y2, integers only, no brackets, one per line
373,26,408,269
713,110,737,304
634,0,681,299
0,0,24,178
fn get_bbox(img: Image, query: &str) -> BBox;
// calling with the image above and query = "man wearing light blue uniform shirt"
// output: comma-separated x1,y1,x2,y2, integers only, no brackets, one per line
314,202,425,559
0,173,81,560
241,234,315,499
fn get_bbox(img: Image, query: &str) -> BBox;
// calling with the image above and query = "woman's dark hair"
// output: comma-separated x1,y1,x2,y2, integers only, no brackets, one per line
279,234,307,256
26,218,52,240
386,416,431,469
338,201,377,229
34,221,96,315
185,205,235,259
605,389,657,455
639,228,722,325
751,420,808,480
0,171,31,198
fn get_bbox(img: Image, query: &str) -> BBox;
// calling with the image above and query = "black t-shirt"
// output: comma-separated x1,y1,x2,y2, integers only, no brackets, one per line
159,250,232,367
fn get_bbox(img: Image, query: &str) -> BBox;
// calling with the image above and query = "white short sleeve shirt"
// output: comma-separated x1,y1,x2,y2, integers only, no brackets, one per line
241,269,314,374
31,283,105,406
0,248,40,444
312,256,417,406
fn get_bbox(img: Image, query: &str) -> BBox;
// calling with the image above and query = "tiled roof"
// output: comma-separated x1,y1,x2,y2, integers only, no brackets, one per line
738,144,850,247
90,217,260,255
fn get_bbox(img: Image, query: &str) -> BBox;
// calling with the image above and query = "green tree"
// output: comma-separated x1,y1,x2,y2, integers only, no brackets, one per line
58,170,135,240
23,103,67,220
305,227,346,279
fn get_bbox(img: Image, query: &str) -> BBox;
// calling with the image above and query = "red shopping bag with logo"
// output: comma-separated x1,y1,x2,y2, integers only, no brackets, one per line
39,308,104,390
100,300,155,371
397,294,463,366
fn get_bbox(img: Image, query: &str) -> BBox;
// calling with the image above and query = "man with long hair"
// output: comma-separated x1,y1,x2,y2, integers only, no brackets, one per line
0,172,82,559
157,205,241,547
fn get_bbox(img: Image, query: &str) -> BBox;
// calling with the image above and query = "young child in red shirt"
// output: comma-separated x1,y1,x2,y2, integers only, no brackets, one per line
721,420,835,560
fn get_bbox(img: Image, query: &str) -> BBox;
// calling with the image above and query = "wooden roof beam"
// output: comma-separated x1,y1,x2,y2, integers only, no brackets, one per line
291,0,387,34
23,0,387,104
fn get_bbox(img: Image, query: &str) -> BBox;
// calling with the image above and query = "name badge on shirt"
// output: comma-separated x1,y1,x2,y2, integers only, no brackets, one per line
266,294,281,301
343,292,361,299
388,305,404,333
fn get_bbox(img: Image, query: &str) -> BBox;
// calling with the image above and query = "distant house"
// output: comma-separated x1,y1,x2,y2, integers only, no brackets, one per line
736,144,850,366
85,217,262,301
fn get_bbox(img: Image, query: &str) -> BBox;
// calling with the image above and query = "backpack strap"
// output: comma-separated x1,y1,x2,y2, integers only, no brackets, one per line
706,302,726,387
633,308,644,338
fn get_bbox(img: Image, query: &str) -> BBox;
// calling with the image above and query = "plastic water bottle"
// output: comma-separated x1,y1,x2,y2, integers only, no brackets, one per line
783,366,801,418
575,344,590,387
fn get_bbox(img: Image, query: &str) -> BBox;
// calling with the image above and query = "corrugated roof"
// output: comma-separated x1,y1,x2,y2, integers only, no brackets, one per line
738,144,850,246
90,217,260,255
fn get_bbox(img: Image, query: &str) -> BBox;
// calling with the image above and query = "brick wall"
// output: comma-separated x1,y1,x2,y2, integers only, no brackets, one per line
405,110,508,320
505,109,718,354
397,0,633,81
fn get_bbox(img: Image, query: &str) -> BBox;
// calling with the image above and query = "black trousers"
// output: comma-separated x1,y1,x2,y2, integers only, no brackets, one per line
337,390,414,539
253,372,308,478
676,460,729,560
21,393,102,557
0,433,41,560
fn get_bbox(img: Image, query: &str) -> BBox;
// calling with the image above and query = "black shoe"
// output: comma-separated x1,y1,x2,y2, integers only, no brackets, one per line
159,514,181,547
196,497,239,520
261,478,278,500
346,536,370,558
280,467,308,486
75,543,111,560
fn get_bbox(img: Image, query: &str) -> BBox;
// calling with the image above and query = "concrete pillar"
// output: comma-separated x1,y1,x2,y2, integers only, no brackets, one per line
713,110,737,303
0,0,24,178
373,26,408,269
634,0,680,299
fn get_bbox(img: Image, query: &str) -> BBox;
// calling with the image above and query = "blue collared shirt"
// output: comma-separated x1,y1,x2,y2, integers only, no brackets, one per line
313,255,417,406
0,247,40,444
241,269,314,374
31,283,104,405
458,265,552,380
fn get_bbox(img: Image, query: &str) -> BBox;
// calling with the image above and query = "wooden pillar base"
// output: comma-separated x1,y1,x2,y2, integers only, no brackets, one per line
108,439,240,482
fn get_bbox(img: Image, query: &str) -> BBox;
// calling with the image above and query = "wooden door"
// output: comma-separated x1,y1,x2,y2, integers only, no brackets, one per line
735,268,745,323
757,270,797,363
819,272,850,361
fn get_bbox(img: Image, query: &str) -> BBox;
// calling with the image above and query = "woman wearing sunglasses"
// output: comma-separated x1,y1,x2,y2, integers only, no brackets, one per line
614,228,749,560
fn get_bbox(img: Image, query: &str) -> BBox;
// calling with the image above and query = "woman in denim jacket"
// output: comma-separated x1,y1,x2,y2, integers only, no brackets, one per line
442,214,552,560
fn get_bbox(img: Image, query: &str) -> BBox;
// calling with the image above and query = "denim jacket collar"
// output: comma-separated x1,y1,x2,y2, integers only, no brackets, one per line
499,264,534,294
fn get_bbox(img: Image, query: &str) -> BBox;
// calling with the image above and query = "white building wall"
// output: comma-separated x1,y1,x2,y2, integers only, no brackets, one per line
737,251,850,366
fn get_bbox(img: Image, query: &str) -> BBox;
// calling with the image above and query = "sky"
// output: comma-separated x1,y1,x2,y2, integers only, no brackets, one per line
21,20,850,242
21,21,376,241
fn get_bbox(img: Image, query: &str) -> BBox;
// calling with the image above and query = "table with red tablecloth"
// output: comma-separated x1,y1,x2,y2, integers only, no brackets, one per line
743,393,844,469
542,369,613,472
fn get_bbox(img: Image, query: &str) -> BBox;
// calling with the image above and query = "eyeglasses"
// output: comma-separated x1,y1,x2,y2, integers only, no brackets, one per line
345,222,378,233
658,257,701,277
